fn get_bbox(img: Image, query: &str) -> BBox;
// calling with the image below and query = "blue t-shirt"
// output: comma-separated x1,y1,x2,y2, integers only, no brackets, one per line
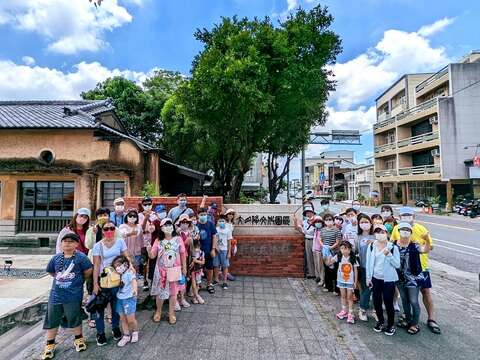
117,270,135,300
167,206,194,224
46,251,92,305
109,212,125,227
197,220,217,253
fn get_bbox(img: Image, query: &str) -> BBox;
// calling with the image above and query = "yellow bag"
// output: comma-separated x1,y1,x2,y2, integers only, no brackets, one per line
100,266,121,289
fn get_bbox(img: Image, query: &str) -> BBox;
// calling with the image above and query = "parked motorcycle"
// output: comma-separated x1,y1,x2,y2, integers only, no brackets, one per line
464,199,479,218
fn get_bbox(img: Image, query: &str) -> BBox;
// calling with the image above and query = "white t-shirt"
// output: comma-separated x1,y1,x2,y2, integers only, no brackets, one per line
373,246,386,280
92,239,127,272
216,227,232,251
334,255,359,285
302,219,315,239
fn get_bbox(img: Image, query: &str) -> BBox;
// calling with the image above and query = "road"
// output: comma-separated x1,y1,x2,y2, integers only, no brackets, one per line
307,200,480,274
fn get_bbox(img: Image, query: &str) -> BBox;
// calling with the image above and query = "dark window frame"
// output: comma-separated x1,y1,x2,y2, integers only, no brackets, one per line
101,181,125,208
19,181,74,218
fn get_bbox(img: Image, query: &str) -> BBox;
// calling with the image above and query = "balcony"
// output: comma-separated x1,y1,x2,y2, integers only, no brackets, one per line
374,142,397,156
377,111,391,122
375,169,397,178
398,165,440,176
415,66,449,95
397,131,439,150
373,116,396,133
396,98,437,126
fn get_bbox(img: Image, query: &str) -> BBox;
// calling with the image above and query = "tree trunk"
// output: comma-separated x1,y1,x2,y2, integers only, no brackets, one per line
227,171,245,203
267,153,292,204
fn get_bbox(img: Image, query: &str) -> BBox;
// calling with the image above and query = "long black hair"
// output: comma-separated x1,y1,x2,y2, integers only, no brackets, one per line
357,213,372,235
338,240,356,265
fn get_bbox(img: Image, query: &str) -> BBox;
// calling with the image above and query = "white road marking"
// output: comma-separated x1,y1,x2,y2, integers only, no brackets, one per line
417,220,475,231
433,244,480,258
432,238,480,251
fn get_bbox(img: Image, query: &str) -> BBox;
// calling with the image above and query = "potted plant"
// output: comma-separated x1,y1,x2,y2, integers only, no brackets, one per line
429,195,441,210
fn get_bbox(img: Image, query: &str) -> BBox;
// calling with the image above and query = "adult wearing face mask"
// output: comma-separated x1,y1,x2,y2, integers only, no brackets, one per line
311,216,325,286
342,208,359,251
318,199,334,218
380,205,395,221
92,221,130,346
55,208,91,255
352,200,362,213
138,197,157,291
168,193,195,224
294,204,316,279
110,198,126,227
390,207,440,334
119,209,143,273
197,208,218,294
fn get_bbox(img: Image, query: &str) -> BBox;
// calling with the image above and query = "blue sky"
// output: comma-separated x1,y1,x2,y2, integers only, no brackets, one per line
0,0,478,176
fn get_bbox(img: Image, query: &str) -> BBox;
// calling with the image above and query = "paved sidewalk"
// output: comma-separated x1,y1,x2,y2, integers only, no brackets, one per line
13,277,370,360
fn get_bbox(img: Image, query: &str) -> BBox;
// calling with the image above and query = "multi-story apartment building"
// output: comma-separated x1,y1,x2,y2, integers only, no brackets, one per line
345,164,375,201
374,51,480,208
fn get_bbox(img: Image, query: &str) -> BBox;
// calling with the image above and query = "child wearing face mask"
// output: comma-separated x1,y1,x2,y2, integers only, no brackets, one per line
380,205,394,221
119,210,143,274
319,214,342,293
112,255,139,347
189,239,205,304
383,216,397,236
355,214,376,322
342,208,359,251
214,215,232,290
146,218,187,325
371,214,384,230
366,225,400,336
312,216,325,286
175,214,193,309
334,215,344,230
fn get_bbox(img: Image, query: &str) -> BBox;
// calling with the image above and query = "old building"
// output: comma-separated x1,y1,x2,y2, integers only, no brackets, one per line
0,99,207,246
345,164,375,201
373,51,480,208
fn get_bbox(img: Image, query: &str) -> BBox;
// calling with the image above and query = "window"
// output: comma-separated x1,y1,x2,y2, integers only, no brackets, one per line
408,181,435,201
385,158,396,170
20,182,74,218
101,181,125,208
386,130,395,144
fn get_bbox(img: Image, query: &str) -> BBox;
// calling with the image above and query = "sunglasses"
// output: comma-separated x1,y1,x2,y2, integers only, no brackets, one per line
103,226,115,231
180,221,190,224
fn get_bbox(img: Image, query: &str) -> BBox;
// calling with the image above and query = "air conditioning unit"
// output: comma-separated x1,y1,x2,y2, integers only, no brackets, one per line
431,148,440,157
429,115,438,125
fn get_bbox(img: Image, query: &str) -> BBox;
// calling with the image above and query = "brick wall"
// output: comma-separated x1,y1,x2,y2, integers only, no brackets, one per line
230,235,305,278
124,196,223,215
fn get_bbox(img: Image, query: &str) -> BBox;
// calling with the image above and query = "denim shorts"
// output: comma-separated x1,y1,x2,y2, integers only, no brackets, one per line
417,271,432,289
336,281,354,289
213,250,229,268
134,255,144,266
116,297,137,315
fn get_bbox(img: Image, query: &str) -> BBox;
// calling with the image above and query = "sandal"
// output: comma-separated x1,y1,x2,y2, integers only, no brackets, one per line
407,325,420,335
207,285,215,294
88,319,96,328
427,319,441,334
152,312,162,323
397,319,409,329
192,297,199,304
168,315,177,325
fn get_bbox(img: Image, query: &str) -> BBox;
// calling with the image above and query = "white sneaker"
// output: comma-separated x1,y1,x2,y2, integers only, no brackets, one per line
175,301,181,312
117,336,130,347
358,309,368,322
370,310,379,322
131,332,139,343
196,295,205,304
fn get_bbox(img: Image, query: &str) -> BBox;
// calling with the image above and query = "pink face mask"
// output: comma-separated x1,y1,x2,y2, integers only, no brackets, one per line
359,223,371,231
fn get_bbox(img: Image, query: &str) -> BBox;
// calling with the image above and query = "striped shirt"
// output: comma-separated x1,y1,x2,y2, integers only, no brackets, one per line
320,227,342,247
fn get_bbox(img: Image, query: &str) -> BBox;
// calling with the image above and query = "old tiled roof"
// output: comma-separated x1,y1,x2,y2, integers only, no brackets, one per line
0,99,157,151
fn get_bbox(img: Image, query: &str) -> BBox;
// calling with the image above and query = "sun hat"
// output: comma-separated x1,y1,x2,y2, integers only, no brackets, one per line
176,214,192,225
160,217,173,227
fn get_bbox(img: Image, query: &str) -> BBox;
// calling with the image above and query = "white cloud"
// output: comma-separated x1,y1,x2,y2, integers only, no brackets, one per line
418,17,456,37
0,0,136,54
0,59,154,100
327,18,454,131
21,55,35,66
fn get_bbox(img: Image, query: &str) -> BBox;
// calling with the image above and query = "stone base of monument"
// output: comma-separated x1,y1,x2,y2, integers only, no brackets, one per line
224,204,305,278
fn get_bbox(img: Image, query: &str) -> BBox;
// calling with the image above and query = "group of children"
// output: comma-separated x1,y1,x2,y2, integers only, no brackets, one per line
42,194,236,359
299,201,441,337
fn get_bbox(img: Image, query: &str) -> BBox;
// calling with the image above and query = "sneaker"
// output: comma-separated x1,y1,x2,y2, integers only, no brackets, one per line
96,333,107,346
358,310,368,322
180,299,191,308
117,335,131,347
227,273,235,281
370,310,379,322
222,282,228,290
175,301,181,311
336,310,348,320
317,281,324,287
212,280,218,286
347,313,355,324
142,282,149,291
384,326,396,336
74,337,87,352
112,327,122,341
373,322,385,333
315,277,321,283
196,295,205,304
41,343,55,360
131,331,139,343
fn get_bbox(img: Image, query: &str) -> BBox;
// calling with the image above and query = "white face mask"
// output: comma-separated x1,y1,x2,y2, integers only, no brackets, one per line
115,263,127,274
352,204,361,211
180,223,189,231
399,230,411,238
143,204,152,211
375,233,388,242
76,216,88,226
400,215,414,223
162,225,174,235
115,205,124,212
359,223,371,231
381,211,391,219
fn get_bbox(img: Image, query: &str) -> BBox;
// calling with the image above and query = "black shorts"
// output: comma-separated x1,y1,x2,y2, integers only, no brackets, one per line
418,271,432,289
43,302,84,329
204,252,214,270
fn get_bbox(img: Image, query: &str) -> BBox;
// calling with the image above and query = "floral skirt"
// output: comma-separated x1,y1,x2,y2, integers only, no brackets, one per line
150,265,179,299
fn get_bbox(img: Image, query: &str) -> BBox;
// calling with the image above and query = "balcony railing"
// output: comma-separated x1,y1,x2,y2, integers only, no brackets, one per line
17,217,70,233
375,169,397,177
373,116,396,130
398,165,440,176
397,98,437,121
377,111,391,122
416,66,449,93
374,142,397,153
397,131,439,148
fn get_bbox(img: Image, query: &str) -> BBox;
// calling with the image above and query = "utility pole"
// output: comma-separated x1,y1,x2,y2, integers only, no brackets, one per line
287,162,291,204
301,147,306,202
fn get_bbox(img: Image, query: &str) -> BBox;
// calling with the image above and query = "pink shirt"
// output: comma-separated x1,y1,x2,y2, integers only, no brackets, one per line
313,229,323,252
119,224,143,256
151,236,186,268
